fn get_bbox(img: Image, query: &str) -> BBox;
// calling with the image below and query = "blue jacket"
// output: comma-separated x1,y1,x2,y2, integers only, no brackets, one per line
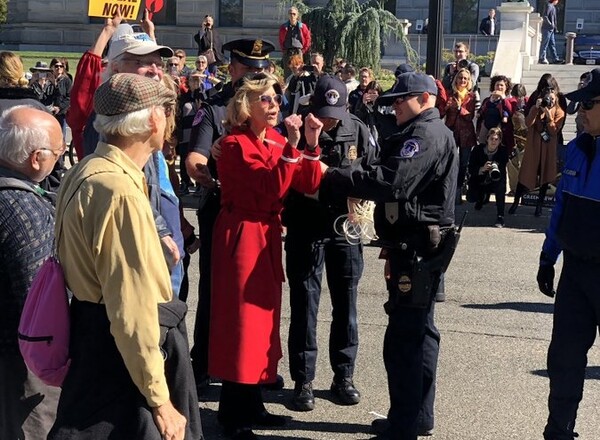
542,134,600,263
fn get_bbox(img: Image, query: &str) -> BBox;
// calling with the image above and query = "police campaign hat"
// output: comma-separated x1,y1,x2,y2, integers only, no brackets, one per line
377,72,437,106
310,74,348,120
223,38,275,69
565,68,600,103
94,73,176,116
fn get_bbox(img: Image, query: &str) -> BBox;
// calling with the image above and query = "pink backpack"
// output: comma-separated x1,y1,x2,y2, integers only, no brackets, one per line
18,256,71,387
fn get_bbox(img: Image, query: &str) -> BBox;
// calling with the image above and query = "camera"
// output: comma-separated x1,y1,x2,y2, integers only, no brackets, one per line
540,87,555,108
489,162,501,182
302,65,315,73
457,59,470,70
540,130,551,143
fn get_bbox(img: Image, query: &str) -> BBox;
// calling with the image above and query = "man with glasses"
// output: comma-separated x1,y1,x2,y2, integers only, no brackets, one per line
319,72,458,439
174,49,192,79
441,42,479,97
537,67,600,440
0,106,63,440
279,6,312,77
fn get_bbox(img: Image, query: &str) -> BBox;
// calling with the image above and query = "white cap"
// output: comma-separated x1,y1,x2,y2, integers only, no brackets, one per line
107,24,173,60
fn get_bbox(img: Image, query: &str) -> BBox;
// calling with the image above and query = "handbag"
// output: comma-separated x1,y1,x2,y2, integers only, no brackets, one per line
201,30,216,64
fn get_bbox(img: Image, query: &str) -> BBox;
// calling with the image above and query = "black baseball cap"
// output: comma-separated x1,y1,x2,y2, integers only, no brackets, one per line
394,63,415,77
223,38,275,69
310,74,348,120
565,68,600,103
377,72,437,106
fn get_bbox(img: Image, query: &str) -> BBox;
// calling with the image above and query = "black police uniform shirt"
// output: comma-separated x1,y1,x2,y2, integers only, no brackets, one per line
320,107,458,242
281,112,378,239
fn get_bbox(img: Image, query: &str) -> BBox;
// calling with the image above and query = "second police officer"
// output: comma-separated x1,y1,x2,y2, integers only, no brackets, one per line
282,74,378,411
320,72,459,440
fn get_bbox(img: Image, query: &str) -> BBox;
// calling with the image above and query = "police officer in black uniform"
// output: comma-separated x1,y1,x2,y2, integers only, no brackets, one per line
537,68,600,440
320,72,458,440
283,74,378,411
185,38,278,390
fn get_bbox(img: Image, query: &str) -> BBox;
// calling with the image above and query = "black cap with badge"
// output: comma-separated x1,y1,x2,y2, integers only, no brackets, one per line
223,38,275,69
377,72,437,106
310,74,348,120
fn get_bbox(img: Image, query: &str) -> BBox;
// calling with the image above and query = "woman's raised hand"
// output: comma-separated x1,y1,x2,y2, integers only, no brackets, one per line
304,113,323,150
284,114,303,148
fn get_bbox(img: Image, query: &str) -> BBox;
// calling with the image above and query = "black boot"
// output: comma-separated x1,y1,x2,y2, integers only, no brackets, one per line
508,184,525,215
535,184,548,217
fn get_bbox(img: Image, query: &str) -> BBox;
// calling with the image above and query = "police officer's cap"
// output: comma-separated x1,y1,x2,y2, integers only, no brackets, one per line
310,74,348,120
565,68,600,103
394,63,414,78
223,38,275,69
377,72,437,106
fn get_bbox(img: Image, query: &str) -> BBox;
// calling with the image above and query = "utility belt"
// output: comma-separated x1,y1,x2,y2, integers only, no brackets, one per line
378,214,466,311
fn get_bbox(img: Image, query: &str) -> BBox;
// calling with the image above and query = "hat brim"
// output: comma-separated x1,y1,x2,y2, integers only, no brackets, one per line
376,92,410,106
30,67,51,73
565,86,600,103
123,45,174,59
314,105,347,120
231,53,270,69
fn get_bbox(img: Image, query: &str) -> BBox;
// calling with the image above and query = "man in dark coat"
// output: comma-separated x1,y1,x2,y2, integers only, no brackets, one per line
479,9,496,35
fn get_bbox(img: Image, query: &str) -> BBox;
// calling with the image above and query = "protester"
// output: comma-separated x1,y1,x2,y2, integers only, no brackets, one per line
0,105,63,440
479,9,496,36
353,79,394,143
509,75,565,217
186,38,279,393
442,42,479,95
539,0,563,64
48,73,201,440
48,57,72,137
341,64,359,94
284,54,314,116
282,74,377,412
444,68,477,204
209,72,324,440
309,52,325,77
279,6,312,77
29,61,55,109
0,52,46,113
194,14,224,75
348,67,373,114
506,83,528,195
476,74,515,154
467,127,508,227
319,71,458,440
174,49,193,79
536,67,600,440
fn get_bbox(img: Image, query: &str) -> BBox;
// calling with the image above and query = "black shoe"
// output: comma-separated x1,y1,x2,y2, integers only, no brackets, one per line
371,418,390,434
494,215,505,228
262,374,284,391
330,377,361,405
508,203,518,215
418,427,434,436
534,205,543,217
292,381,315,411
253,410,287,427
229,428,259,440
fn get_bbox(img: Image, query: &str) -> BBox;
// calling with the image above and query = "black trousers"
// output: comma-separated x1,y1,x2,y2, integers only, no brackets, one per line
544,253,600,440
470,177,506,216
218,381,265,431
286,234,364,383
190,194,220,382
384,254,441,440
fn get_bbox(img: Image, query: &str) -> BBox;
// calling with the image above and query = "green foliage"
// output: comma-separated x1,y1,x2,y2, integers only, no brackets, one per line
0,0,8,24
441,49,496,76
289,0,418,75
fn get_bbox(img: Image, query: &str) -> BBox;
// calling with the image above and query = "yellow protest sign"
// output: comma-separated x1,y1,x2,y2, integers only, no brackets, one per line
88,0,142,20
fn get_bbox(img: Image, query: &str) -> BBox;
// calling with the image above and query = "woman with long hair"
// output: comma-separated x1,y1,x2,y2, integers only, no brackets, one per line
477,74,515,155
445,68,477,203
209,73,325,440
49,57,72,140
509,75,566,216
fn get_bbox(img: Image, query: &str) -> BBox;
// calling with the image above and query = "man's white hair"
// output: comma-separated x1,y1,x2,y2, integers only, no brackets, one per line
93,108,153,138
0,105,50,167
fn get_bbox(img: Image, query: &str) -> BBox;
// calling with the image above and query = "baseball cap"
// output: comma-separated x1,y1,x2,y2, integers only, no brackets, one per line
565,68,600,103
107,24,173,61
394,63,415,77
377,72,437,106
94,73,176,116
222,38,275,69
310,74,348,120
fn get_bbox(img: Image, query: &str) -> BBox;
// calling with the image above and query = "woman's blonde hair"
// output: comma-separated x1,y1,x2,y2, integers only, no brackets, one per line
452,68,473,93
0,52,28,87
225,73,282,130
160,74,179,143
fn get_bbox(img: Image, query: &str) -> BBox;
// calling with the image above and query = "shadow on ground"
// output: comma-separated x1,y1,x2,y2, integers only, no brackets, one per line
462,301,554,314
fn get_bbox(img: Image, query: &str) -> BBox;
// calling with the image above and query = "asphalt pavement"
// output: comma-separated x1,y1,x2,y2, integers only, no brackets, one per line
181,199,600,440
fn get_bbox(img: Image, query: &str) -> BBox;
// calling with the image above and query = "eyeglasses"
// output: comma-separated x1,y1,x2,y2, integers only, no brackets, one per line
289,12,297,15
176,55,185,59
580,99,600,110
259,94,283,106
120,57,164,69
53,64,64,68
39,143,67,158
392,94,419,106
168,63,178,67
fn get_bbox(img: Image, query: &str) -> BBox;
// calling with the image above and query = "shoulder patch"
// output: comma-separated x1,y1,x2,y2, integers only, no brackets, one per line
192,108,206,127
399,139,420,158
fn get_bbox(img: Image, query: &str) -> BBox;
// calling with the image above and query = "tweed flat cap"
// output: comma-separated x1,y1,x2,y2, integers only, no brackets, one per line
94,73,177,116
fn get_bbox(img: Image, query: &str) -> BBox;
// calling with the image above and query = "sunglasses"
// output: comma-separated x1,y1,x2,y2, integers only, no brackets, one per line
53,64,64,68
393,94,419,105
580,99,600,111
168,63,178,67
259,94,283,106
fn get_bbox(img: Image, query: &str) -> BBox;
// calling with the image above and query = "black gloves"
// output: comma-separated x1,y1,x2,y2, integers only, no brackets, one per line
537,251,556,298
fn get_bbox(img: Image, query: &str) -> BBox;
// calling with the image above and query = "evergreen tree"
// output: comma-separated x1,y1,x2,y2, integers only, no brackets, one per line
0,0,7,24
292,0,418,73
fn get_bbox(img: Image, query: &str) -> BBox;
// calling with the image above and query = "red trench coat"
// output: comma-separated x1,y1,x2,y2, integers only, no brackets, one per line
209,127,322,384
444,91,477,149
518,103,565,190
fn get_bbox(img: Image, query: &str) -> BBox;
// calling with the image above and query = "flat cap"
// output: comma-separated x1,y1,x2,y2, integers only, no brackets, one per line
94,73,176,116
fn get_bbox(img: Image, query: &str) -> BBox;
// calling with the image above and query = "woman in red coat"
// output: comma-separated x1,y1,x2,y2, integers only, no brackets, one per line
444,68,478,203
209,73,325,440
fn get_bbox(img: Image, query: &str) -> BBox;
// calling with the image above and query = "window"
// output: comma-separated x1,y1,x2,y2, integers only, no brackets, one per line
451,0,479,33
219,0,243,27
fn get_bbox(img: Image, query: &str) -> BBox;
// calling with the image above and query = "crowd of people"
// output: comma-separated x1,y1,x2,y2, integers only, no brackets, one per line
1,4,599,440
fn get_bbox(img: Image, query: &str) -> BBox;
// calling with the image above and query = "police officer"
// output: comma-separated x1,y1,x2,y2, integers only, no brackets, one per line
283,74,377,411
320,72,458,440
537,67,600,440
185,38,280,391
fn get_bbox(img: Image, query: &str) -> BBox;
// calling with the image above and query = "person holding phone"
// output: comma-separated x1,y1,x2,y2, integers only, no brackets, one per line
194,15,224,75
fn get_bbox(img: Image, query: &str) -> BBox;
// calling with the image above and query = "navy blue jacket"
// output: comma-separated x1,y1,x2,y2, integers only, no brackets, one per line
542,134,600,262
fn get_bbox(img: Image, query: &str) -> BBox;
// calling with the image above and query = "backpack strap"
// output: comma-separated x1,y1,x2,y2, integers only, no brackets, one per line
0,176,42,195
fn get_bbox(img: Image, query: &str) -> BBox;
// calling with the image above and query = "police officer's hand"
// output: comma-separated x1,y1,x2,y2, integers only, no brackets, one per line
537,252,556,298
304,113,323,149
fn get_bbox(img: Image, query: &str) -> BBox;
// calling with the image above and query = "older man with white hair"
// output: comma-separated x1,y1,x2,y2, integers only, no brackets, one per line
0,105,64,439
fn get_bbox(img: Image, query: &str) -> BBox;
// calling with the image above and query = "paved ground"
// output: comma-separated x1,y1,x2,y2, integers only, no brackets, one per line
181,199,600,440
